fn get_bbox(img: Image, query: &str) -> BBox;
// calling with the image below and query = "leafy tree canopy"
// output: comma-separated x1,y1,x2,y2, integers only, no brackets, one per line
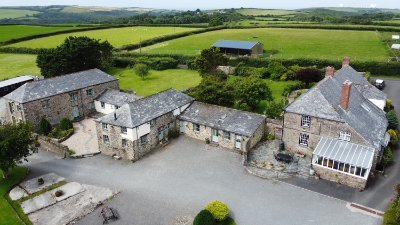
0,123,37,179
194,48,228,76
133,63,150,80
37,36,113,78
193,77,235,107
234,76,272,110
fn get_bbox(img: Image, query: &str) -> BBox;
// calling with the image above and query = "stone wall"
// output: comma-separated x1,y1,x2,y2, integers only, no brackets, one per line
97,112,176,161
282,112,374,156
266,118,283,140
313,165,367,190
6,81,118,130
38,135,69,158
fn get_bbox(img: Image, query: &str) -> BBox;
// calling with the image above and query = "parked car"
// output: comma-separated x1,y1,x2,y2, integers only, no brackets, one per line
374,79,385,90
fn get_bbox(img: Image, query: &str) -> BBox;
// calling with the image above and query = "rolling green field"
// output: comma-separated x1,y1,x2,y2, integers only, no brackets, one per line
236,8,303,16
108,68,201,96
0,9,39,19
0,167,29,225
9,26,201,49
0,54,40,79
0,25,86,43
139,28,389,61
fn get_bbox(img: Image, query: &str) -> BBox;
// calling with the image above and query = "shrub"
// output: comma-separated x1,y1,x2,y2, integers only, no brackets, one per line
59,118,73,130
386,99,393,112
39,117,52,135
383,147,394,168
48,128,74,139
388,129,398,145
281,81,305,96
168,128,179,139
263,101,284,119
386,110,399,130
267,61,287,80
220,217,237,225
205,200,229,221
193,210,215,225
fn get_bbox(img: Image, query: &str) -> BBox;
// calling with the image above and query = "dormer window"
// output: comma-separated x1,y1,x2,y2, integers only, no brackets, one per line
301,115,311,128
339,131,351,142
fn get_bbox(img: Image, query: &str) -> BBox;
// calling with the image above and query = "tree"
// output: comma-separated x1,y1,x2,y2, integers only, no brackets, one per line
37,36,113,78
234,76,272,110
267,61,287,80
39,117,52,135
193,77,235,107
133,63,150,80
209,17,223,26
387,110,399,130
194,48,227,76
264,101,285,119
59,118,73,130
0,123,37,179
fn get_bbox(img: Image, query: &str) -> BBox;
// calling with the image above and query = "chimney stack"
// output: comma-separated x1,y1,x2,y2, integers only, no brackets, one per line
342,57,350,67
325,66,335,77
339,80,352,111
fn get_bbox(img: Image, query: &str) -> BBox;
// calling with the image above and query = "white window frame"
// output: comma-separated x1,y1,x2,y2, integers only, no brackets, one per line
299,133,309,147
122,139,128,148
301,115,311,128
140,134,148,145
100,102,105,109
121,127,127,134
193,123,200,132
102,123,108,131
103,135,110,144
339,131,351,142
223,131,230,140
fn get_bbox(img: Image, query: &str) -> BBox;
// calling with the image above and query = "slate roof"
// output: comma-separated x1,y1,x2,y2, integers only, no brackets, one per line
0,75,35,89
178,101,265,137
212,40,260,50
97,89,194,128
332,66,386,100
95,89,141,107
4,69,117,103
285,75,388,149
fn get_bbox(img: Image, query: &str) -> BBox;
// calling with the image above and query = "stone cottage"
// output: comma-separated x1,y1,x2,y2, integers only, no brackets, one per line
3,69,118,129
178,101,265,155
95,89,194,161
94,88,141,115
282,62,389,190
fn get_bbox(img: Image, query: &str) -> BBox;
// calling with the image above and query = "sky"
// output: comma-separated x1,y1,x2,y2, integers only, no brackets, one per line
1,0,400,10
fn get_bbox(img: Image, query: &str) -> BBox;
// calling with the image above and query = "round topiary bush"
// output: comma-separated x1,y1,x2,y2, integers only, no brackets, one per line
204,200,229,222
193,209,215,225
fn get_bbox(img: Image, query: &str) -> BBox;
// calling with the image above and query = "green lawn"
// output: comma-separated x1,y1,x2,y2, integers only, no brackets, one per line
0,167,29,225
0,9,39,19
236,8,303,16
139,28,389,61
0,54,40,80
9,26,200,49
108,68,201,96
0,25,85,43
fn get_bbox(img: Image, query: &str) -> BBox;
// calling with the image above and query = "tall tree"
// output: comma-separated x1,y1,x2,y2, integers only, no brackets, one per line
0,123,37,179
37,36,113,78
193,77,235,107
133,63,150,80
194,48,228,76
234,76,272,110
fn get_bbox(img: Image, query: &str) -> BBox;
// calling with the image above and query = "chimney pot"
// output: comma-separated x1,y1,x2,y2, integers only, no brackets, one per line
342,57,350,67
325,66,335,77
340,80,352,110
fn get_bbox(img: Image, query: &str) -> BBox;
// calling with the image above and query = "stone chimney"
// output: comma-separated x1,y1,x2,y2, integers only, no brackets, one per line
342,57,350,67
339,80,352,110
325,66,335,77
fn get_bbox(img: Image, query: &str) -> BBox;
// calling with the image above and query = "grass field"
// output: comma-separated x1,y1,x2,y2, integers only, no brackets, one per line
0,167,29,225
236,8,303,16
0,25,87,43
108,68,201,96
0,9,39,19
139,28,389,61
0,54,40,79
9,26,201,49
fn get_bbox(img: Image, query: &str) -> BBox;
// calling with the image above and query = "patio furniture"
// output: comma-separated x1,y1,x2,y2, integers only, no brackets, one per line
274,152,293,163
100,206,118,224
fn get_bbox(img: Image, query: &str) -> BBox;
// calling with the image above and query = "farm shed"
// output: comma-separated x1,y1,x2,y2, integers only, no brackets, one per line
212,40,263,56
0,75,35,97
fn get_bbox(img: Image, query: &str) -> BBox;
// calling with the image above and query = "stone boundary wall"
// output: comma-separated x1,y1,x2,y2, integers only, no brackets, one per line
38,135,69,158
313,165,367,190
266,118,283,140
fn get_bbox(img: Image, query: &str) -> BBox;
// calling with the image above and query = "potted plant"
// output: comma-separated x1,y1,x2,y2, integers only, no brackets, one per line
279,164,285,171
55,190,64,197
38,178,44,185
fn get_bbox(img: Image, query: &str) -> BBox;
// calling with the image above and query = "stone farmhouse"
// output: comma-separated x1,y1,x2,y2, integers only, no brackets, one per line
282,59,389,190
3,69,118,129
94,88,141,115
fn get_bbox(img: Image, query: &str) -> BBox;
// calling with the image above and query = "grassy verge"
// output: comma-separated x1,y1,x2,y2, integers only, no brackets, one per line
0,167,29,225
108,68,201,96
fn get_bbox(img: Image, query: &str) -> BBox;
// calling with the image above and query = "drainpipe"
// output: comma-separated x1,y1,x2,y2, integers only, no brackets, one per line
135,126,140,162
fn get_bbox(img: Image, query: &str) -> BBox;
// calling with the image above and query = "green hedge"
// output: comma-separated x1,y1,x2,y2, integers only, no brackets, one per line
0,47,45,54
115,26,225,51
113,56,179,70
228,24,400,32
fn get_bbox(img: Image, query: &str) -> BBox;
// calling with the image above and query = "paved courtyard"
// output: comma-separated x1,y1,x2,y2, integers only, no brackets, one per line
61,119,99,156
24,136,381,225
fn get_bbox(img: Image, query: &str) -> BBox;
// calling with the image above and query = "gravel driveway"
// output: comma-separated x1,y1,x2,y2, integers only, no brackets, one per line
61,119,99,156
24,136,381,225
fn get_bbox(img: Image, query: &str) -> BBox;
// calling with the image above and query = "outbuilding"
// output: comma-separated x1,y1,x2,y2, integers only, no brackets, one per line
392,35,400,40
212,40,263,57
391,44,400,50
0,75,35,97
